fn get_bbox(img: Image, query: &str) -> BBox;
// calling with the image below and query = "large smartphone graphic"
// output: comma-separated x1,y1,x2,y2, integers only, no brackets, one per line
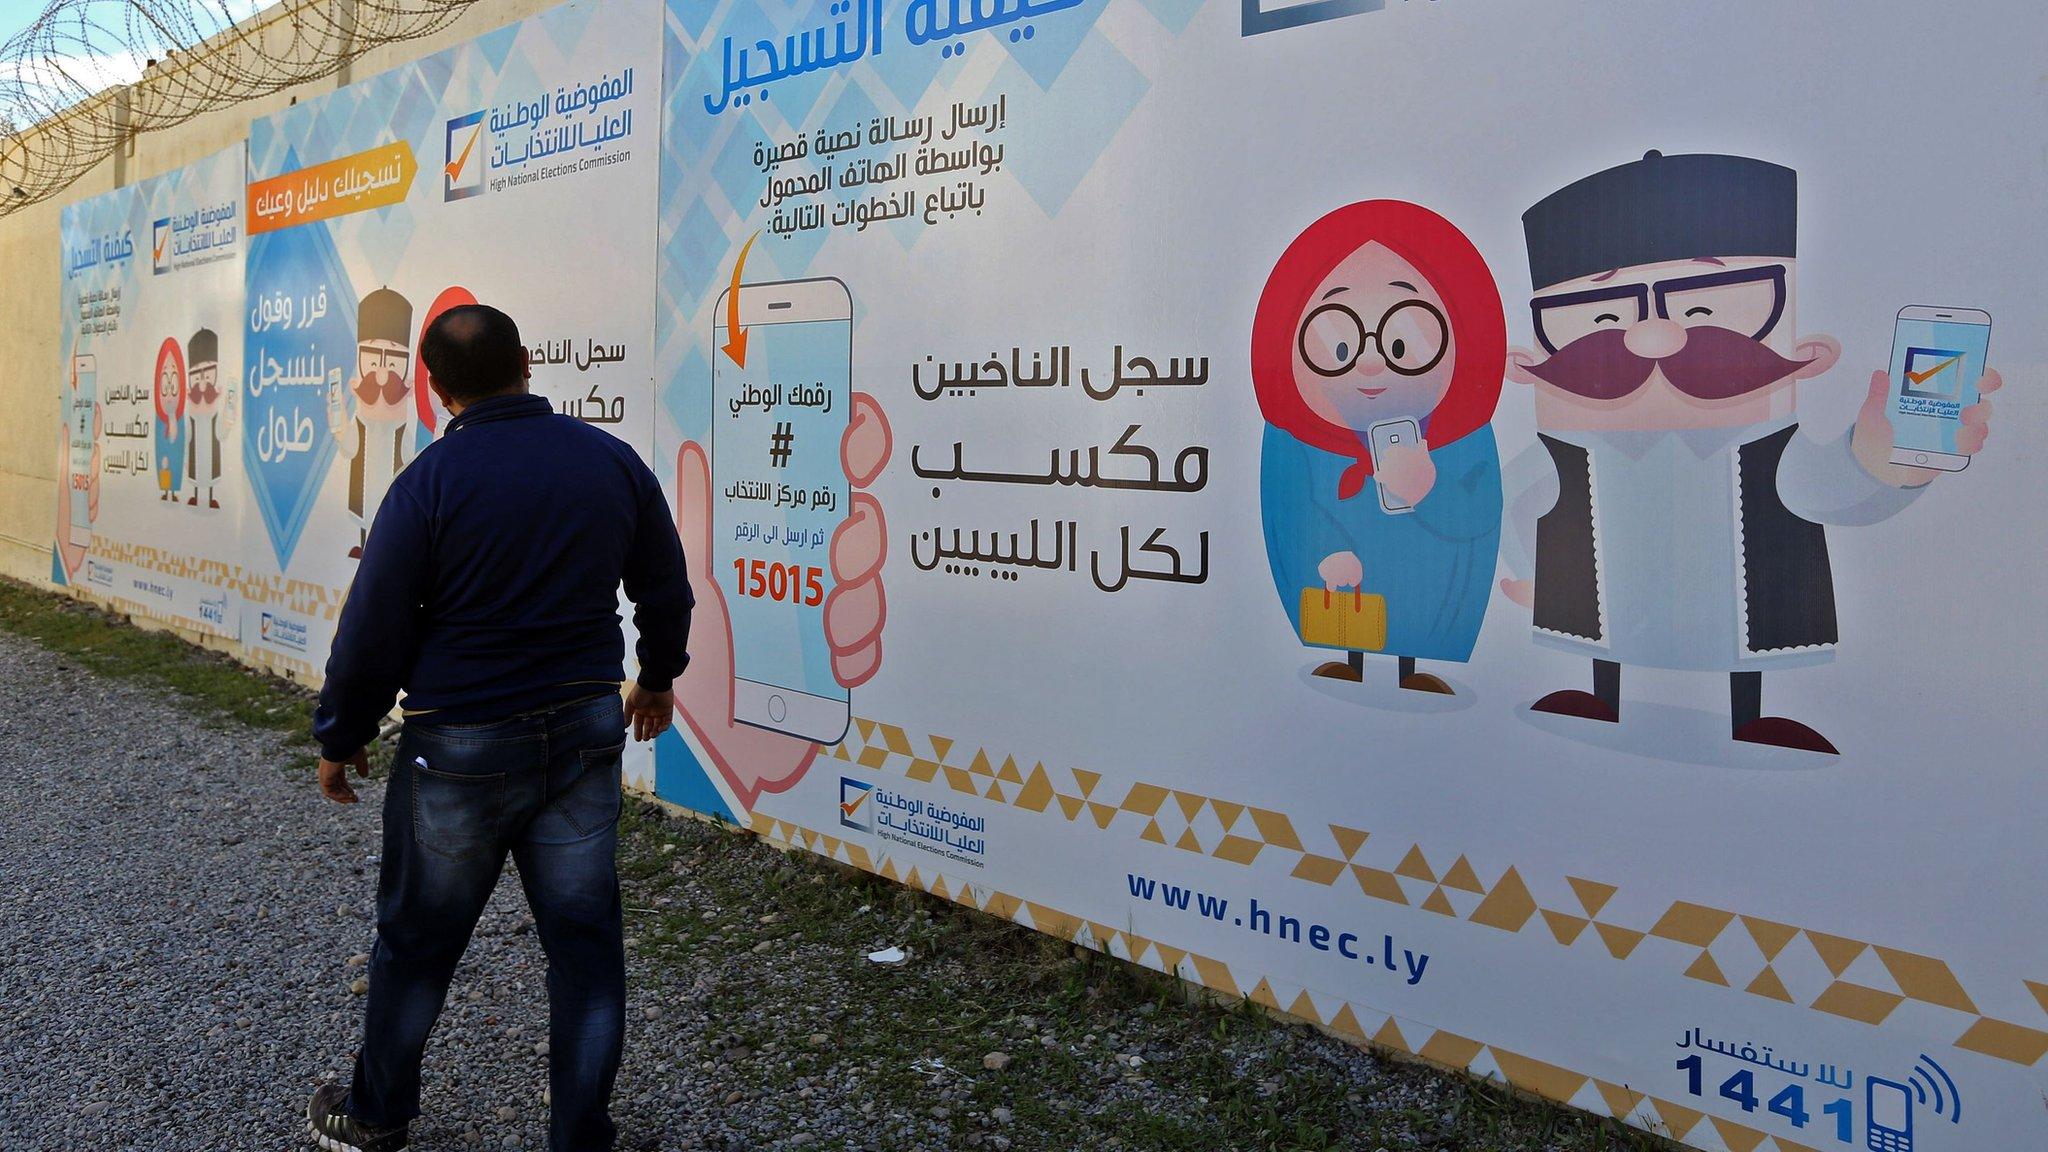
711,277,853,745
67,354,97,548
1887,305,1990,472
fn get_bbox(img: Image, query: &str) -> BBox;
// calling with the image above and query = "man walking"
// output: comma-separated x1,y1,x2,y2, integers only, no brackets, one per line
307,304,692,1152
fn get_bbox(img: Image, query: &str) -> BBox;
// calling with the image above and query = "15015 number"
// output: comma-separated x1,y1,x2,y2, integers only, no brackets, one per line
734,558,825,606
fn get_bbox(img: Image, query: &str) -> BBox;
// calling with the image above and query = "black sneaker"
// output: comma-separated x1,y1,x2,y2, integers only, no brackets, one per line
307,1083,408,1152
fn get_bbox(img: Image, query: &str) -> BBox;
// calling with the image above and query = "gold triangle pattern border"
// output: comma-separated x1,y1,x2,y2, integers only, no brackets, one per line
826,717,2048,1069
756,811,1833,1152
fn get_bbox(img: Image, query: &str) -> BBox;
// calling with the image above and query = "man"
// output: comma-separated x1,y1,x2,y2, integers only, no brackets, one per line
183,327,230,508
330,287,417,559
307,304,693,1152
1500,150,1998,754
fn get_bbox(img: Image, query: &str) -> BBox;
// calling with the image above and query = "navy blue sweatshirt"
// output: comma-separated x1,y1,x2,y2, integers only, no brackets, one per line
312,392,692,760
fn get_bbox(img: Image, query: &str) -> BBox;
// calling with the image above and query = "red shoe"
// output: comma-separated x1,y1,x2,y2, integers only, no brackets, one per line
1530,689,1618,723
347,545,363,559
1733,717,1838,754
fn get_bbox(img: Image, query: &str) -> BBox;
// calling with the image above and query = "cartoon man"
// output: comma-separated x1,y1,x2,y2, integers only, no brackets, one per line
1501,151,2000,753
1253,201,1506,693
182,327,231,509
329,287,415,558
153,337,186,503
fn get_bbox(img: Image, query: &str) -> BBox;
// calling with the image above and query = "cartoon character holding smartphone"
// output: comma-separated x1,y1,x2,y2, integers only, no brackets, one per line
1253,200,1508,697
670,270,891,812
1501,151,2006,754
1886,306,1992,472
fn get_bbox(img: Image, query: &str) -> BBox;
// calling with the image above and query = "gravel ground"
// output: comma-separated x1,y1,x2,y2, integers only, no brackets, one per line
0,630,637,1150
0,622,1642,1152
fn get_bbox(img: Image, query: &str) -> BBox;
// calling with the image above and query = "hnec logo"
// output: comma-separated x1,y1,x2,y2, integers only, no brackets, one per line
1241,0,1387,37
259,611,309,653
151,218,173,274
444,111,487,201
838,778,874,832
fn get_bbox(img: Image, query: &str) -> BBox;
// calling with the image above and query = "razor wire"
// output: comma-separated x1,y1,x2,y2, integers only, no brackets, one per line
0,0,481,216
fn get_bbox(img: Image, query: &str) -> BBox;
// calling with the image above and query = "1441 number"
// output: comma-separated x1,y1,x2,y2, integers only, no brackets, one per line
1676,1055,1853,1143
734,558,825,606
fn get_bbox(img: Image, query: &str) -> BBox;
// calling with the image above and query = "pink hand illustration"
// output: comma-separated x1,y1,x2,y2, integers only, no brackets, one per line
673,393,891,810
1852,367,2002,486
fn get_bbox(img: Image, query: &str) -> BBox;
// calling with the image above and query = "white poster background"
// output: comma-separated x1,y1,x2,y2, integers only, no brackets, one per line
240,0,663,783
655,1,2048,1147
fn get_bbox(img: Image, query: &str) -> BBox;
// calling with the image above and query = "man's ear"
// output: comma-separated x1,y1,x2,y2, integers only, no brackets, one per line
1507,346,1545,386
522,346,533,380
1791,334,1841,379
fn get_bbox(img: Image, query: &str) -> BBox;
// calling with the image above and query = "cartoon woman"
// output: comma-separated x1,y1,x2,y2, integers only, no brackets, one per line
1252,201,1506,694
153,337,186,502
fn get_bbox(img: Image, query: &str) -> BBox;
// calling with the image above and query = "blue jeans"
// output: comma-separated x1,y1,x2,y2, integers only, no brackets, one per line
348,693,628,1152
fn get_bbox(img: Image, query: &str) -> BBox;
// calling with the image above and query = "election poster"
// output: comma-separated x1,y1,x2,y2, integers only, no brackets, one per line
239,0,663,779
650,1,2048,1148
53,145,245,638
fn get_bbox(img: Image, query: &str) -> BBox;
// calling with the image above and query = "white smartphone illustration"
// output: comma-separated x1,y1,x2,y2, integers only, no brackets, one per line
711,276,853,745
1367,418,1421,515
1866,1076,1913,1152
67,353,98,548
1886,305,1990,472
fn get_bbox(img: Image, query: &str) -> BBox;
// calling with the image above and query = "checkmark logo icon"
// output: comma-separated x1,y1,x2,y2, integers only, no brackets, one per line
1905,355,1960,386
445,126,481,183
840,789,871,819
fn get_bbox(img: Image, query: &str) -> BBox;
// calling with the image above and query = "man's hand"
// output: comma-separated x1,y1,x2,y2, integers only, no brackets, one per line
1852,367,2001,487
318,750,371,804
672,392,892,809
625,683,675,742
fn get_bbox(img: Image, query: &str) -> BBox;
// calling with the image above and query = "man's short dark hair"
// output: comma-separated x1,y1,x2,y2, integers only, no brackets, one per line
420,304,525,403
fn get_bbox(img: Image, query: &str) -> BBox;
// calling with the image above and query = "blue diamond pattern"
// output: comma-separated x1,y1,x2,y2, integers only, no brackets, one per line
993,30,1146,216
1137,0,1209,33
1000,0,1110,90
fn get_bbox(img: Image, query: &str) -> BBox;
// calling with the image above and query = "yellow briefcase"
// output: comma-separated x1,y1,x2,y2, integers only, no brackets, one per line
1298,587,1387,651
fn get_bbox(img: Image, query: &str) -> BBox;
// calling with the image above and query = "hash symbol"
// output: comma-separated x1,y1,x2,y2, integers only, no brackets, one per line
769,421,795,468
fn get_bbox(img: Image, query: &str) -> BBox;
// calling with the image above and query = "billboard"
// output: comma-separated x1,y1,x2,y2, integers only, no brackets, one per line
54,145,245,638
237,0,663,780
649,1,2048,1149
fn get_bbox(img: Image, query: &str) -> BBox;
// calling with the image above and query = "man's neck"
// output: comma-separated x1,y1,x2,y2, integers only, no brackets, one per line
444,386,529,418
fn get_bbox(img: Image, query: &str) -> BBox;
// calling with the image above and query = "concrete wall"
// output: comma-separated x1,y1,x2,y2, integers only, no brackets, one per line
0,0,557,589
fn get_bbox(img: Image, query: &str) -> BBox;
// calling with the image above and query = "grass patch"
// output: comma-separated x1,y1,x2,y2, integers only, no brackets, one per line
0,577,314,743
1,574,1675,1151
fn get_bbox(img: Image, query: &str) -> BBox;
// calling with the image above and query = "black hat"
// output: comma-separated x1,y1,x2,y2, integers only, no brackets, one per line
358,287,412,347
187,327,218,366
1522,151,1796,289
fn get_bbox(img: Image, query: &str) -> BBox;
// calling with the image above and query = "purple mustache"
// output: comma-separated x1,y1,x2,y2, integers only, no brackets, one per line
1524,325,1811,401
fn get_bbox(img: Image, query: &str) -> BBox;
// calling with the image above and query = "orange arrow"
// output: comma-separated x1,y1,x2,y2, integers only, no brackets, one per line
722,232,759,368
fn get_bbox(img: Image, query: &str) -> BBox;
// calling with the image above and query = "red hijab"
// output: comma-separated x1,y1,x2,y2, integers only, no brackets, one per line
153,338,187,430
1251,200,1505,500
